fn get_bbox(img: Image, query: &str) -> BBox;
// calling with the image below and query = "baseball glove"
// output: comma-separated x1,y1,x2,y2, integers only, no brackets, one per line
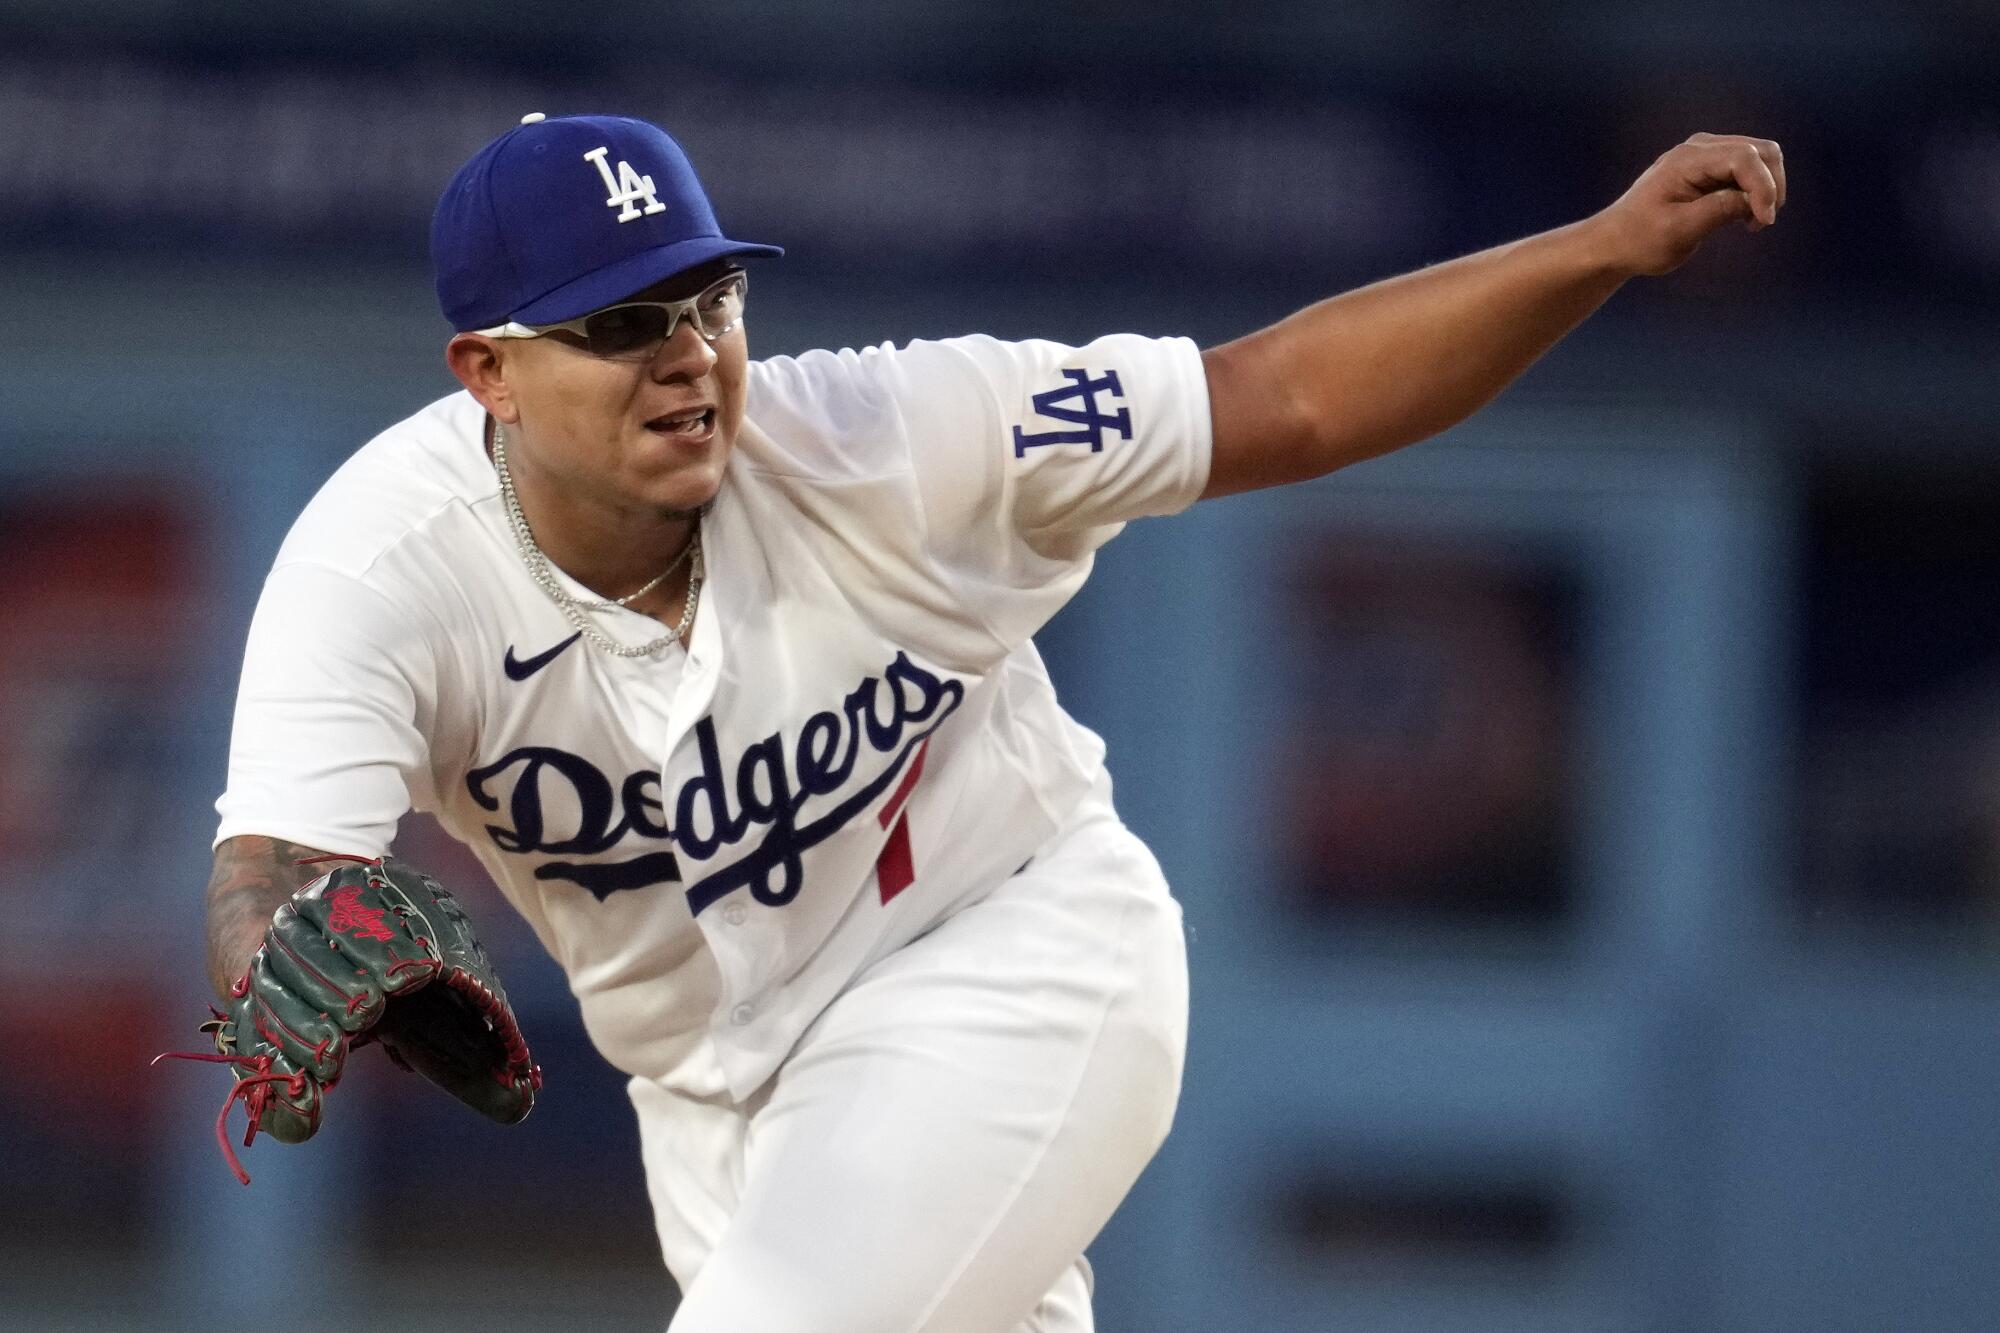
157,855,541,1184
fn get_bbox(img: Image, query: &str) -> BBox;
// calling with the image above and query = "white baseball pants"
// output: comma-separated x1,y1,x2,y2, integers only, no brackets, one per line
632,785,1189,1333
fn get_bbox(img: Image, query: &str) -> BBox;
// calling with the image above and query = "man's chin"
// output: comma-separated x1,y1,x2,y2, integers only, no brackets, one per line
632,450,727,519
655,496,715,522
645,465,725,519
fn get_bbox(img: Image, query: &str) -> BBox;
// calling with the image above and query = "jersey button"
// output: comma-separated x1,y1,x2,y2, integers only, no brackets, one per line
722,902,747,926
730,1002,755,1026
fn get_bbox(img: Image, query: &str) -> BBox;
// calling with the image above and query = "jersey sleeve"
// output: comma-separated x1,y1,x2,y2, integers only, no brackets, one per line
744,332,1209,655
884,333,1211,647
213,561,439,857
896,332,1209,544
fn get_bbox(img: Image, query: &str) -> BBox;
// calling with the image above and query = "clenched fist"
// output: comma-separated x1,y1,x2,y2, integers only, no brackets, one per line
1593,133,1787,277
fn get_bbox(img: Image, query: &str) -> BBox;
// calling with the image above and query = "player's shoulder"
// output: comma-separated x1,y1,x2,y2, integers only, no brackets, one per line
275,390,494,581
748,335,1043,404
740,336,1033,481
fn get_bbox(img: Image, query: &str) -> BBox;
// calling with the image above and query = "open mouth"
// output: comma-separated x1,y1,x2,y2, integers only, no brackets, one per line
647,408,715,438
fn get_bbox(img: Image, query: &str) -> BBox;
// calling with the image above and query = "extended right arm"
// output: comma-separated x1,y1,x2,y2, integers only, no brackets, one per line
203,835,336,1000
1198,132,1784,497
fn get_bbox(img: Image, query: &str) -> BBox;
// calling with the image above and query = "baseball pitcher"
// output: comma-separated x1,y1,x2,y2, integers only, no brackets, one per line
187,112,1783,1330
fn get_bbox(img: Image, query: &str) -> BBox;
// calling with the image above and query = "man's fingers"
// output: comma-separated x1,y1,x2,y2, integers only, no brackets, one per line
1681,134,1784,224
1687,183,1757,234
1758,139,1786,211
1718,143,1779,227
1678,141,1779,227
1728,135,1786,211
1612,131,1784,272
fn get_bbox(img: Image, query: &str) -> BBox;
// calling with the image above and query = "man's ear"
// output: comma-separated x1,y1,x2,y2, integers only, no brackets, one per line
445,333,520,424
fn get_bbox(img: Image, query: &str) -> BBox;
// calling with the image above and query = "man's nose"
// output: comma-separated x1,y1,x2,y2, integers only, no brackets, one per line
649,319,717,379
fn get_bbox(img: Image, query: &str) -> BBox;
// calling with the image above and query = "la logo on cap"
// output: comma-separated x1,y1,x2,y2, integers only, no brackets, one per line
583,145,667,223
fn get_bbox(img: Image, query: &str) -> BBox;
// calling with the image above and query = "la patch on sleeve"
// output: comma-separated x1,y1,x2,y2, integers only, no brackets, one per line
1012,369,1131,458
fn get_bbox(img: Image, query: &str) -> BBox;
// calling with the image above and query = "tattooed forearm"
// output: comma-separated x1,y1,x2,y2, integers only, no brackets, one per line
204,835,335,1000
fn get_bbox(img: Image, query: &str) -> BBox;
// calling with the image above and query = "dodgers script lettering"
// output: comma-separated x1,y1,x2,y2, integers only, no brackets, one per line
465,652,964,915
676,652,963,916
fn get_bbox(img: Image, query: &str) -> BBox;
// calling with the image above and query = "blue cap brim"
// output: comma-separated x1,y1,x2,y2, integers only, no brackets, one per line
502,235,783,328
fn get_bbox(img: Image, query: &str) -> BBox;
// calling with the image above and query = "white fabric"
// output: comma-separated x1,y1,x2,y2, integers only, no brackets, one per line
641,774,1187,1332
218,331,1208,1101
215,332,1209,1326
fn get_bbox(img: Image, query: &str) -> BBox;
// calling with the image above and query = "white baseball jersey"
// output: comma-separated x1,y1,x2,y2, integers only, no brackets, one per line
216,331,1210,1103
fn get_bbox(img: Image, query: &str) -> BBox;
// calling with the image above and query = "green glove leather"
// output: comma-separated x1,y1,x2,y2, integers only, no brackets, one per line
159,855,541,1184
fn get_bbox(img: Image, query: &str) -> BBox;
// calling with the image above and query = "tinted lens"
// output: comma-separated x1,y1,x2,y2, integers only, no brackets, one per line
582,305,674,359
693,275,747,338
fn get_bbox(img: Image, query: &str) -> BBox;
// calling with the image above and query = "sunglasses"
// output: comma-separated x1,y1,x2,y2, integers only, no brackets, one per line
477,271,748,362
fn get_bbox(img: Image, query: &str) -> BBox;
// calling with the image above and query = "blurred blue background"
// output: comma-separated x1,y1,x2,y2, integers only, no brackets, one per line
3,3,1999,1330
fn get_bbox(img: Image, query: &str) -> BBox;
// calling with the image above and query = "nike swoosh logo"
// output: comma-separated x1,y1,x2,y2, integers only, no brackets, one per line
503,632,582,681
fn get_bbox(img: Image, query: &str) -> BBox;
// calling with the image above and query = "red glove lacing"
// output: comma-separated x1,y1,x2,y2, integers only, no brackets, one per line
150,1031,312,1187
155,854,531,1184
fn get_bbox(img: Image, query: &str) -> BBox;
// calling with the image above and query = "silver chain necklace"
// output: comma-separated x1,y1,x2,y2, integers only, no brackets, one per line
492,424,702,659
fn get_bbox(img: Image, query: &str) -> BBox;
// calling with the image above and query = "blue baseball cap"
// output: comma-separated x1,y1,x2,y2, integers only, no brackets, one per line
431,113,782,332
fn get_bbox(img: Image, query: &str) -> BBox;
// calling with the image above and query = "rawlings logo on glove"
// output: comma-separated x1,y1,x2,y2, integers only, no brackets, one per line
155,855,541,1184
326,884,399,942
